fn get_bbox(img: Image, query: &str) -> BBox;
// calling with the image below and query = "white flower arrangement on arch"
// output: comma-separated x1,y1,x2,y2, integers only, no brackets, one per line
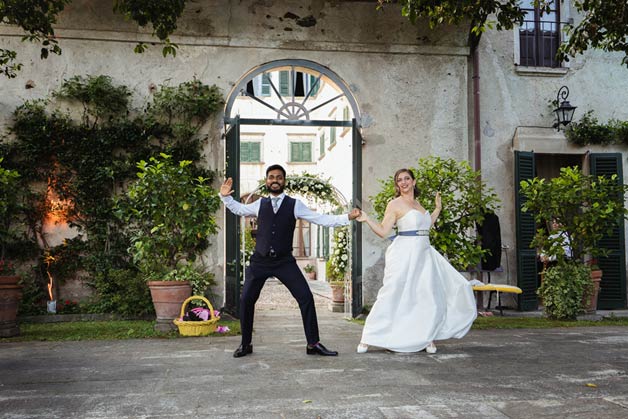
258,172,341,208
326,226,350,284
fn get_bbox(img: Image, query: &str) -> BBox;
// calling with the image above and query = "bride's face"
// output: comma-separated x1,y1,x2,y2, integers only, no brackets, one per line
396,172,416,194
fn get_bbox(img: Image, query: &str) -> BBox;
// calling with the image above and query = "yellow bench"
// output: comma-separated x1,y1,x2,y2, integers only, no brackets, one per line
472,284,522,316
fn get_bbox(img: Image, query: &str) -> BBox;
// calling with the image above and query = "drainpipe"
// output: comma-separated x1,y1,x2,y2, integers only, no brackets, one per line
472,46,481,177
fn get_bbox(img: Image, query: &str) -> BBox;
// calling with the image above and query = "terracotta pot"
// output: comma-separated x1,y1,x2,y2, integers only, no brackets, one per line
306,271,317,280
584,270,602,313
0,275,23,338
330,283,345,303
147,280,192,332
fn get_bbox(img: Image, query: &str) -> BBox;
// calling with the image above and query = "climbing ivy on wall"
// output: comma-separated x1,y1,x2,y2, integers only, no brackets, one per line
0,75,223,316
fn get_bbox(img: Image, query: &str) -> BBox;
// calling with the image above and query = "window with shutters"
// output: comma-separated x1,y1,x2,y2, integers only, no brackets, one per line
279,71,320,97
289,141,312,162
329,126,337,148
240,141,261,163
317,226,330,259
319,132,326,158
518,0,561,68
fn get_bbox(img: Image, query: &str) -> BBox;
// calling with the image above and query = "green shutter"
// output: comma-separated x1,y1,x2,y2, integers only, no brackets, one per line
330,127,337,145
515,150,538,311
310,75,320,96
250,142,260,162
279,71,290,96
323,226,329,258
261,73,271,96
590,153,626,309
240,142,250,162
303,142,311,162
290,142,312,162
319,133,325,157
343,106,349,121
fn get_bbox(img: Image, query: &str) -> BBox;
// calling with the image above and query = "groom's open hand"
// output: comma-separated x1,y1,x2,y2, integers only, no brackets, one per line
348,208,361,220
220,178,234,197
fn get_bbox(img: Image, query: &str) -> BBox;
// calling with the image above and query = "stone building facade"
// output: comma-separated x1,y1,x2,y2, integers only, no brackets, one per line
1,0,626,312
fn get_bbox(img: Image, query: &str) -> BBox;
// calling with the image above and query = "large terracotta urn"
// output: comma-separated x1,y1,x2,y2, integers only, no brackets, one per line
147,280,192,332
0,275,23,337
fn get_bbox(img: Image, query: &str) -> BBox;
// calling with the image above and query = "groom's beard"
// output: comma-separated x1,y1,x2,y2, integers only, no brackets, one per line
269,182,284,195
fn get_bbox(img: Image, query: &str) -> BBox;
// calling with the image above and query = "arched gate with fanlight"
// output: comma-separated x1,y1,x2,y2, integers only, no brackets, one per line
223,59,364,318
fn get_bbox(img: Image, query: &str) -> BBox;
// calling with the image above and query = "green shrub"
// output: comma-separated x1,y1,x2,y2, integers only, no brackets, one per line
85,268,154,317
538,261,593,320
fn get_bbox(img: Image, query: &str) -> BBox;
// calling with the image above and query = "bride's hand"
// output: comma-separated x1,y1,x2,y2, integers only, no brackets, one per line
435,192,442,209
356,210,369,222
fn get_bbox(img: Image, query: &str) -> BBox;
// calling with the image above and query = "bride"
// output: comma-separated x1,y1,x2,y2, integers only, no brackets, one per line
356,168,477,353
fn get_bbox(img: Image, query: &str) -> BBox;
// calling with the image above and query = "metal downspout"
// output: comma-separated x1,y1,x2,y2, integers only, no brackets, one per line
472,46,481,176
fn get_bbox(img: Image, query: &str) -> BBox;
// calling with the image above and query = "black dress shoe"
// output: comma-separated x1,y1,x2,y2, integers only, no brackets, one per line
306,342,338,356
233,344,253,358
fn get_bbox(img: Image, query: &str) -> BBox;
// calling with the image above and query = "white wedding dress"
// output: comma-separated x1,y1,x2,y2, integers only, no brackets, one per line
360,209,477,352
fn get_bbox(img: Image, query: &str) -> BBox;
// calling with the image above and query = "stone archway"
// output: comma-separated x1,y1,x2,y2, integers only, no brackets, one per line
222,59,363,318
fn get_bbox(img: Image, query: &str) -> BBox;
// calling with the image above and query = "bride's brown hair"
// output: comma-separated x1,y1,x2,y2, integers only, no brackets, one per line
393,168,419,198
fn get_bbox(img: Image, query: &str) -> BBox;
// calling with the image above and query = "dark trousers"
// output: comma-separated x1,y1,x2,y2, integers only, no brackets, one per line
239,253,320,346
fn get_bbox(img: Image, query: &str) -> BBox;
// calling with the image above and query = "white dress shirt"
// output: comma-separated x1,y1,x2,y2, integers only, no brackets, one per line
220,192,350,227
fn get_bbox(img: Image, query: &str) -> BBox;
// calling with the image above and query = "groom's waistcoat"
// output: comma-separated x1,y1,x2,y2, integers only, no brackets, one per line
255,196,296,257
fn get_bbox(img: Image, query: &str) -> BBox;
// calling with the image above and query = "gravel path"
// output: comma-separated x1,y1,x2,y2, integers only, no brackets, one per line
256,278,331,310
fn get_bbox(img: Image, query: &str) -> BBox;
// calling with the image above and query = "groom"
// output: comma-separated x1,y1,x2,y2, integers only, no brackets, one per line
220,164,360,358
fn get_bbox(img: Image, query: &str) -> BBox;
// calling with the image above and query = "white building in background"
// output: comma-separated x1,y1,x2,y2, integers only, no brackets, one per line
232,68,354,277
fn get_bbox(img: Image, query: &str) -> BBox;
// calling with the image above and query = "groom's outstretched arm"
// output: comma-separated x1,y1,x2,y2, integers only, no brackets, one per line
294,200,359,227
219,177,259,217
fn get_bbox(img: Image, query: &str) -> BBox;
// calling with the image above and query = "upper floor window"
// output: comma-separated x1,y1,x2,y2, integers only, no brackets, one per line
319,132,326,158
240,141,261,163
289,141,312,162
279,71,320,97
519,0,561,68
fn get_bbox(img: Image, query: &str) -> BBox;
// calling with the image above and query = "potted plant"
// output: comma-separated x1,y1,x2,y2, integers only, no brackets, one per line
521,166,628,319
116,154,220,331
0,159,23,337
303,264,316,280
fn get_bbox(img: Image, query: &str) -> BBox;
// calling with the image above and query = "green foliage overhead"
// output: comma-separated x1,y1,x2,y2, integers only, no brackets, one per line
538,261,593,320
0,0,187,78
520,166,628,262
370,156,500,271
378,0,528,48
114,0,186,56
0,0,69,77
558,1,628,68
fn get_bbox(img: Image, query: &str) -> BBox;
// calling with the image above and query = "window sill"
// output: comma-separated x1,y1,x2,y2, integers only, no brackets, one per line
515,66,569,77
328,142,337,152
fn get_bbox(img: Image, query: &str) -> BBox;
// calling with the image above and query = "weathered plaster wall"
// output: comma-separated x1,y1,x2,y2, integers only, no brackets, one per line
479,16,628,298
0,1,471,306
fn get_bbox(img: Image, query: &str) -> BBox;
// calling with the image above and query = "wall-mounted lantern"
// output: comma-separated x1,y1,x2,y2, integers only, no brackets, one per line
553,86,577,131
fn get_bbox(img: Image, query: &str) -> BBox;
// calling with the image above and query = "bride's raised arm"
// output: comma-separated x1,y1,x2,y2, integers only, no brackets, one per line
358,201,398,239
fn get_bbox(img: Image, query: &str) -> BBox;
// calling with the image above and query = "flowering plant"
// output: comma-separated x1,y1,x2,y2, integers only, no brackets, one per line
326,226,350,283
0,259,16,276
303,264,315,273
